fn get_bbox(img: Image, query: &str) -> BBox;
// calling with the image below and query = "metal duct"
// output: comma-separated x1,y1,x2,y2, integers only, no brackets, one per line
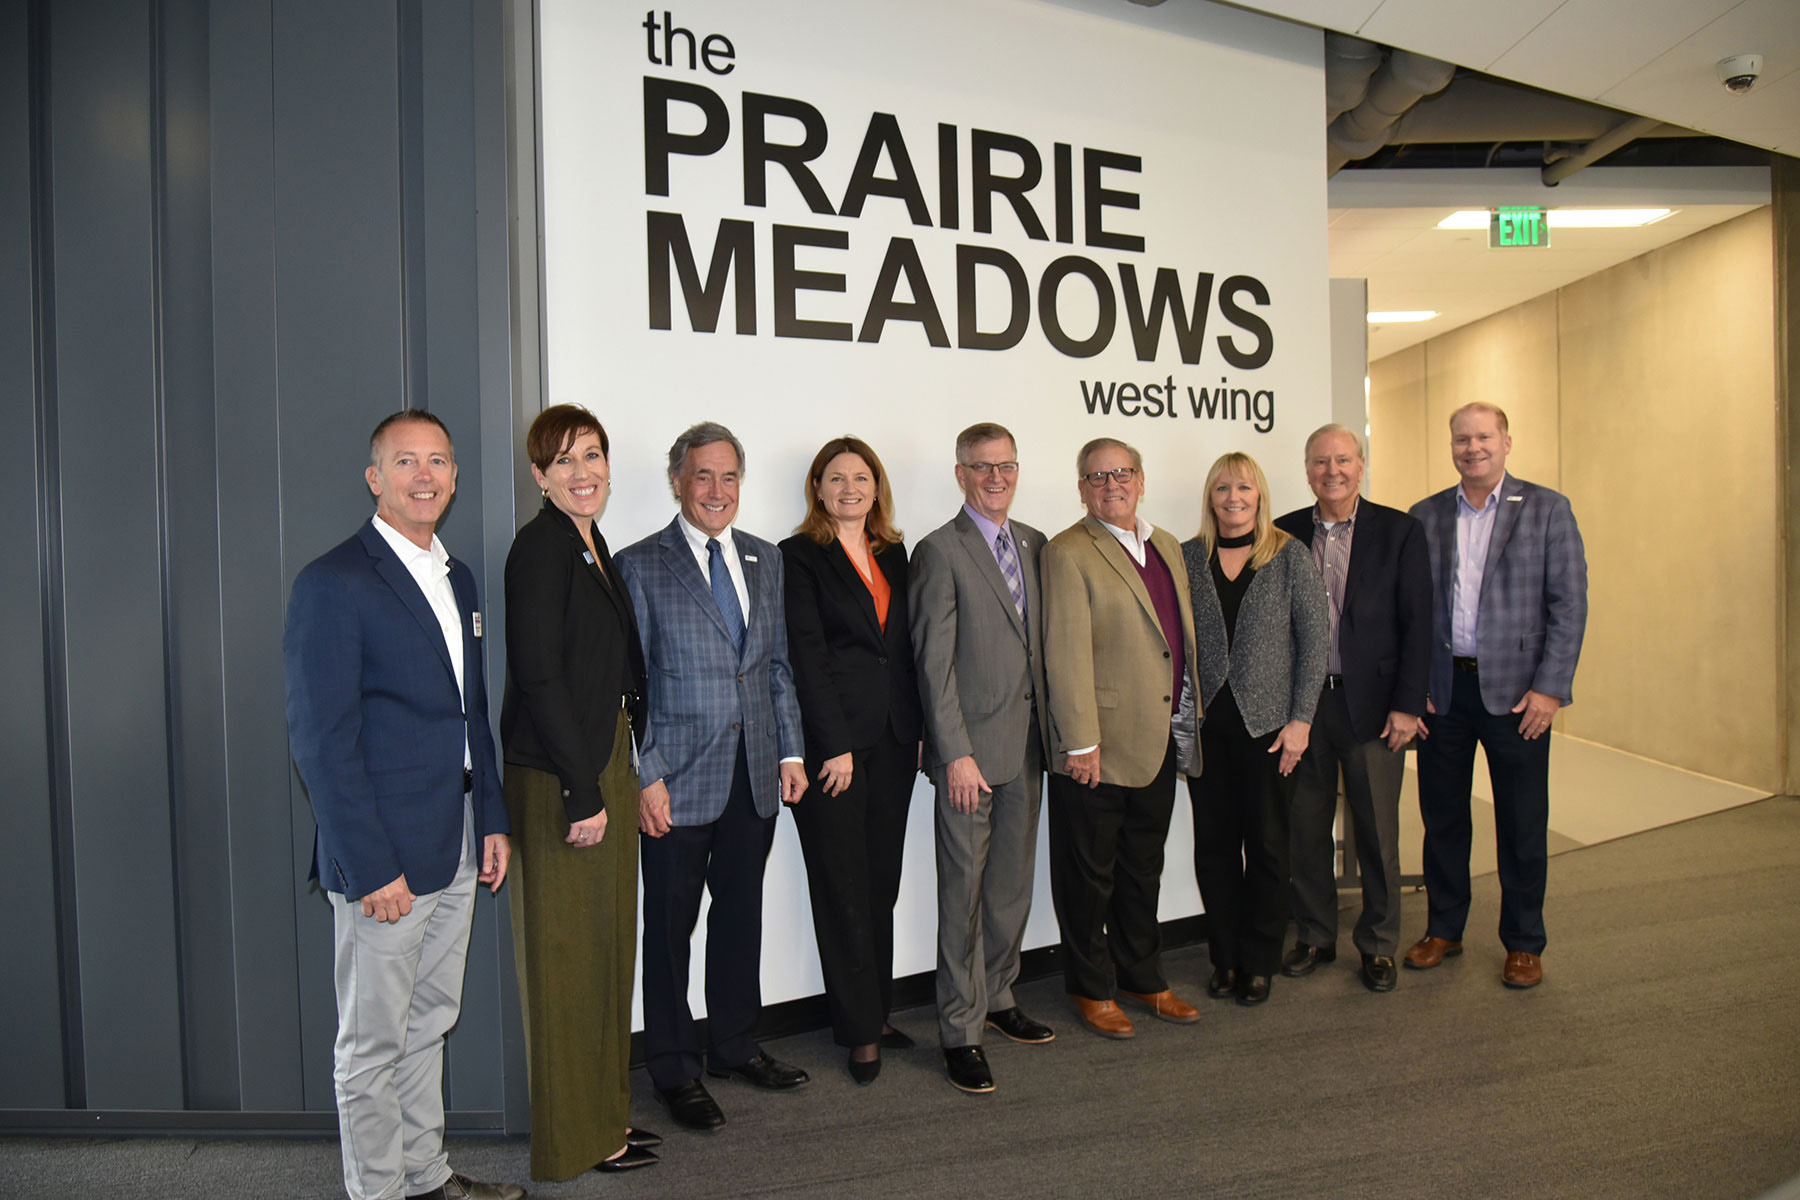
1325,33,1383,122
1327,48,1457,174
1541,114,1666,184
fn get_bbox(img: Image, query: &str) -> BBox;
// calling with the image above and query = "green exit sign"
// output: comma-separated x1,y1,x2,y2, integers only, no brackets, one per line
1490,207,1550,249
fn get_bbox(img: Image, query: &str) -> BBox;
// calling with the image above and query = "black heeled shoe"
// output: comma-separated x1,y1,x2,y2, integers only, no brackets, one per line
595,1144,658,1172
625,1127,662,1149
848,1049,882,1085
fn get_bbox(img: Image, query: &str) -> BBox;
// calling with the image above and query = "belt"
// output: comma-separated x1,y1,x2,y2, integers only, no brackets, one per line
462,767,473,794
1453,656,1480,675
1323,674,1345,689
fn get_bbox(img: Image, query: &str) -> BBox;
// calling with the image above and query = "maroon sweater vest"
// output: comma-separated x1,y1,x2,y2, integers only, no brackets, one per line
1132,542,1185,710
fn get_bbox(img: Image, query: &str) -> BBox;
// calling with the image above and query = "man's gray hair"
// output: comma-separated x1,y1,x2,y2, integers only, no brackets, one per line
667,421,745,481
1303,423,1365,461
1076,436,1142,476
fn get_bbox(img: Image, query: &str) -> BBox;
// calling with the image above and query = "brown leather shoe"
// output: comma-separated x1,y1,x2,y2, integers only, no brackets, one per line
1071,996,1135,1039
1118,988,1200,1024
1402,936,1463,970
1502,951,1543,988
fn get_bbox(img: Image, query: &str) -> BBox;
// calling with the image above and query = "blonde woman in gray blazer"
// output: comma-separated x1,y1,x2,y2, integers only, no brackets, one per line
1181,451,1328,1008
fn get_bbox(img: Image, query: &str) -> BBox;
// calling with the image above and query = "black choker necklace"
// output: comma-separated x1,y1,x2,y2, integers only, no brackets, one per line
1216,531,1254,548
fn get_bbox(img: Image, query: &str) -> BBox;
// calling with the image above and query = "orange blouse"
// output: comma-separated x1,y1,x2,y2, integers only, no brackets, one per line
841,539,891,630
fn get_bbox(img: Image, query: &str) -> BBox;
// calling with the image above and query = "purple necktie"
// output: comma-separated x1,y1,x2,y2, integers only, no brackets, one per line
994,527,1026,620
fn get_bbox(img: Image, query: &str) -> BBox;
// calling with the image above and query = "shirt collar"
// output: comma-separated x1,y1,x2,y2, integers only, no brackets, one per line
962,502,1009,546
1312,497,1359,528
1098,514,1153,544
678,512,734,554
371,514,449,572
1456,471,1507,514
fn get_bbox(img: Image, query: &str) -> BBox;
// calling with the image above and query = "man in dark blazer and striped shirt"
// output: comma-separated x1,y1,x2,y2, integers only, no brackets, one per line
1275,424,1431,995
1405,403,1587,990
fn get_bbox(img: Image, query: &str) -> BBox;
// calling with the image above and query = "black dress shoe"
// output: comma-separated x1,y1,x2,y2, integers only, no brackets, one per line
943,1045,995,1094
848,1050,882,1085
1280,943,1337,977
656,1079,725,1130
707,1051,810,1090
1361,953,1398,993
625,1127,662,1149
595,1145,658,1173
1236,974,1272,1006
879,1025,915,1050
1205,967,1238,999
985,1007,1056,1044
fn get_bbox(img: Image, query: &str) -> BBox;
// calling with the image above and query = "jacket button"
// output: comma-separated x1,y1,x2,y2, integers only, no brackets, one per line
1163,695,1171,703
1163,650,1170,659
877,656,887,665
737,674,745,682
732,721,741,731
1024,691,1033,702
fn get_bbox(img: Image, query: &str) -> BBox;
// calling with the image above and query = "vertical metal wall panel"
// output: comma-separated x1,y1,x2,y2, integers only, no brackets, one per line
158,0,243,1112
48,0,185,1109
208,0,307,1112
269,0,411,1114
419,0,508,1112
0,0,68,1112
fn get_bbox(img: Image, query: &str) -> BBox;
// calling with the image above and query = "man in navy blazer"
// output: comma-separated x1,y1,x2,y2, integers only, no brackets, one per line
284,410,519,1200
614,421,810,1132
1274,425,1431,994
1405,402,1587,990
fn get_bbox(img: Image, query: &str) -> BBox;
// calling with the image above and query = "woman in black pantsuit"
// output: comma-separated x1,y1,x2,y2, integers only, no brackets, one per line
779,436,923,1085
1182,451,1328,1009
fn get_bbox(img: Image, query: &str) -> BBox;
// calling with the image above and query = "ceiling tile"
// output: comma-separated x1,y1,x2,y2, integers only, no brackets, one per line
1486,0,1742,98
1224,0,1386,31
1357,0,1568,71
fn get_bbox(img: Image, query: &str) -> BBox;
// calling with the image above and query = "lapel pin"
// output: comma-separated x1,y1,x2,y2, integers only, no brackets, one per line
472,612,483,637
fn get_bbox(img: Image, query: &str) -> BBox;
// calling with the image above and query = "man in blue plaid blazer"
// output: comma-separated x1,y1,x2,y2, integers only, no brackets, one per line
1404,403,1587,990
615,422,811,1131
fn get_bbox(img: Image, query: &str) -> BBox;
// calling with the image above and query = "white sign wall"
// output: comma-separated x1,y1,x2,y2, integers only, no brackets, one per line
538,0,1330,1023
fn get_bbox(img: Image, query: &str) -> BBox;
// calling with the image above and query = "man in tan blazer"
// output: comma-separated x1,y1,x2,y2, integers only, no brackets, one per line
1042,437,1202,1039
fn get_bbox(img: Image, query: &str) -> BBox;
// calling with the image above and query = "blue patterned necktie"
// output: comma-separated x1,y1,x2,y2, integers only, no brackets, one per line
994,527,1026,620
707,537,746,653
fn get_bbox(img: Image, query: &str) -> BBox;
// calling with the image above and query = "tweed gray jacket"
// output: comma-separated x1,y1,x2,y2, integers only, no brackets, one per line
1181,535,1329,739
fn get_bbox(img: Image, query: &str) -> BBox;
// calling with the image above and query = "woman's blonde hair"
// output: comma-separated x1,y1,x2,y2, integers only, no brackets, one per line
1197,451,1289,569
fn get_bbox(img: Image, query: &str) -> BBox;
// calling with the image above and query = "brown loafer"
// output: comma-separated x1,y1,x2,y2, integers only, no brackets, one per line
1403,936,1463,970
1502,951,1543,988
1071,996,1135,1039
1118,988,1200,1024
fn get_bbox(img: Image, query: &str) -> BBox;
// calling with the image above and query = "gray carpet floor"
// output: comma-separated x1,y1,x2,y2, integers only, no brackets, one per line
5,797,1797,1199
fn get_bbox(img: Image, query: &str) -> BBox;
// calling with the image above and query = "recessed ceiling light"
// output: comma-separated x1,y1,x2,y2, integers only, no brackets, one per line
1367,311,1438,323
1436,208,1673,230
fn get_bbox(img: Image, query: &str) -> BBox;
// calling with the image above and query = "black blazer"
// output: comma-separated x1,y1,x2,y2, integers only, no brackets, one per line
1274,499,1431,743
501,500,647,823
779,533,924,765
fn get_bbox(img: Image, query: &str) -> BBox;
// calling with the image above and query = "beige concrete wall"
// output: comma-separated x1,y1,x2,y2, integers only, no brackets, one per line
1366,210,1780,791
1367,343,1427,509
1557,210,1778,789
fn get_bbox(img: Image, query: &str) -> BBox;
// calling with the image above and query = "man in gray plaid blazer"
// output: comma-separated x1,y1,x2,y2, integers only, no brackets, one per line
615,422,811,1131
1405,402,1587,990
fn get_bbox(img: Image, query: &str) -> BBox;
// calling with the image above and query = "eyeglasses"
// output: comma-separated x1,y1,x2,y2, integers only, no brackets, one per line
960,461,1018,476
1081,466,1138,487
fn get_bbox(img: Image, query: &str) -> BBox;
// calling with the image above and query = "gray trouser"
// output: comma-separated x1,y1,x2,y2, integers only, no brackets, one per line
328,803,476,1200
1289,689,1405,957
933,739,1042,1048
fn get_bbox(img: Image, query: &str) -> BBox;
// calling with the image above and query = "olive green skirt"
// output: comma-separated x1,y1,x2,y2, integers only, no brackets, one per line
506,716,638,1181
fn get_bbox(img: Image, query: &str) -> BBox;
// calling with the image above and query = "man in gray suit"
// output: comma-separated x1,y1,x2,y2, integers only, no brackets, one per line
910,422,1056,1095
614,422,811,1132
1406,402,1587,989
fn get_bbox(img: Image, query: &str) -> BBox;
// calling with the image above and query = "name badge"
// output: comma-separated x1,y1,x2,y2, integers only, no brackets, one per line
471,612,483,638
744,554,758,563
1506,496,1523,503
583,550,596,564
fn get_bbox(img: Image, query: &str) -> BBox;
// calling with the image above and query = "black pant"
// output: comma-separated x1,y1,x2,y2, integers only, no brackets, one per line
639,741,777,1091
1047,739,1177,1001
1190,713,1298,978
790,730,913,1047
1289,687,1405,957
1416,668,1551,953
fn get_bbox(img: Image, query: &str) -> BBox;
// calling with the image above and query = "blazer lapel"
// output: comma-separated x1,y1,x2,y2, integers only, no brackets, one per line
732,529,765,662
361,523,456,685
1480,478,1528,598
1084,516,1165,646
660,519,733,644
953,512,1026,640
1339,505,1368,620
827,538,885,642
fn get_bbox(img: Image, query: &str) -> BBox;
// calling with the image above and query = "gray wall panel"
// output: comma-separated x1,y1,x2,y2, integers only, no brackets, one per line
0,0,68,1112
49,0,185,1110
209,0,308,1114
